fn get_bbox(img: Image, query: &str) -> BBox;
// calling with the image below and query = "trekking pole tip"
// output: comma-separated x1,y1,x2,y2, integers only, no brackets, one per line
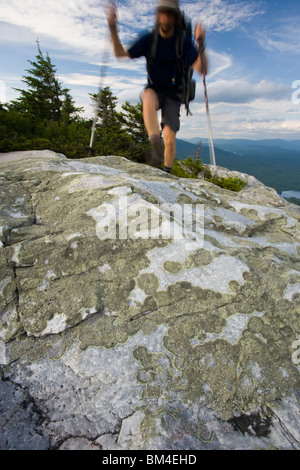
86,147,96,157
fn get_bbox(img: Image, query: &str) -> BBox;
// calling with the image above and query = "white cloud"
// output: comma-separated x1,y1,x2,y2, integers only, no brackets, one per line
255,16,300,54
178,81,300,140
58,73,104,88
181,0,265,31
179,104,300,140
1,0,299,140
208,79,290,104
0,0,108,59
206,50,232,79
0,21,37,45
0,80,6,103
59,71,145,90
0,0,265,56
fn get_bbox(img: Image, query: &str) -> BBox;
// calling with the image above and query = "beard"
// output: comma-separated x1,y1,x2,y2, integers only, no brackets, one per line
158,21,174,37
160,23,172,33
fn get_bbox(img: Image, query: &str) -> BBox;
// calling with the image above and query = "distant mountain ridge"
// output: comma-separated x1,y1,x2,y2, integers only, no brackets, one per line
184,138,300,152
175,138,300,194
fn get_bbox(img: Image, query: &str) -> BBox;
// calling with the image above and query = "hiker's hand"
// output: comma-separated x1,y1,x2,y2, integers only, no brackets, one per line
106,1,118,31
193,24,208,75
105,1,129,58
194,24,206,46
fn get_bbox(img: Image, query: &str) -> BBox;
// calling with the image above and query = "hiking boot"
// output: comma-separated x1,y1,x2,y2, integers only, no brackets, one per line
163,165,172,173
149,134,164,167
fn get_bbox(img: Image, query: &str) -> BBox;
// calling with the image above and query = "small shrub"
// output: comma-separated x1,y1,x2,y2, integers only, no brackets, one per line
171,158,247,192
171,160,193,178
209,174,247,192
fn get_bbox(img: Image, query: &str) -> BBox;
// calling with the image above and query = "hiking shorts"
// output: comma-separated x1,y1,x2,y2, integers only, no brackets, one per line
145,86,181,134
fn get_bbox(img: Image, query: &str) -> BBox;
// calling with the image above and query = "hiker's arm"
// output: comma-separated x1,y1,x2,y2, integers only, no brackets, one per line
192,48,208,75
192,24,208,75
109,27,131,58
106,4,130,58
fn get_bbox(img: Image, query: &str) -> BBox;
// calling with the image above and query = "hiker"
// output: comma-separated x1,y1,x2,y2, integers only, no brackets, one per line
106,0,208,173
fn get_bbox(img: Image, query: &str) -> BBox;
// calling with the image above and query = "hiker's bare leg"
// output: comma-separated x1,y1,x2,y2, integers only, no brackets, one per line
142,88,164,164
142,89,176,168
162,125,176,168
142,88,160,136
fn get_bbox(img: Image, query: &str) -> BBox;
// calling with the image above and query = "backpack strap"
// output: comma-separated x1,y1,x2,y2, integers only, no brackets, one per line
176,13,194,115
146,27,159,85
176,20,186,106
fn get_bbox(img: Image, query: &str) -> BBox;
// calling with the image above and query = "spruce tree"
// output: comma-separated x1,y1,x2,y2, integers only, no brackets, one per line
90,87,126,155
89,88,151,161
12,41,79,122
119,101,151,161
90,86,120,128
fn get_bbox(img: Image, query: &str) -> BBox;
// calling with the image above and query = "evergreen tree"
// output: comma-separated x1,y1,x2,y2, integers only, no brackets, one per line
12,41,80,121
119,101,151,161
0,41,88,156
90,86,120,128
61,90,83,123
90,87,127,155
89,88,151,161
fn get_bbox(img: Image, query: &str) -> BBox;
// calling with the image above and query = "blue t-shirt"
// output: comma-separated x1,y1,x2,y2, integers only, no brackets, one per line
128,28,198,90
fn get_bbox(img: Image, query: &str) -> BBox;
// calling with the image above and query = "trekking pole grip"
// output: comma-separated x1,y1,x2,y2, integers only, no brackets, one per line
197,37,206,54
197,38,206,76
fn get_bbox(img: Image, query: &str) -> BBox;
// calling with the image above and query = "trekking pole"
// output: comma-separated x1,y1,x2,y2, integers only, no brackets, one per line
198,39,216,168
88,51,109,156
87,37,109,157
87,0,116,156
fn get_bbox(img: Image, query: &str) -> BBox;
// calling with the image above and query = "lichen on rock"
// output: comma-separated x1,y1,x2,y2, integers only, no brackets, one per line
0,150,299,450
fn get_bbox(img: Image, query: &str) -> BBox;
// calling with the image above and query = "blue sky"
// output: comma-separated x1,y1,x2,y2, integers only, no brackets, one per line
0,0,299,140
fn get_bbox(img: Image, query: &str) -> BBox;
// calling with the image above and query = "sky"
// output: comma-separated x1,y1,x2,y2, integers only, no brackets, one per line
0,0,300,141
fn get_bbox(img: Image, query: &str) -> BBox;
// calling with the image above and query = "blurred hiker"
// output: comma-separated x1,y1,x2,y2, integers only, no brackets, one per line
106,0,207,173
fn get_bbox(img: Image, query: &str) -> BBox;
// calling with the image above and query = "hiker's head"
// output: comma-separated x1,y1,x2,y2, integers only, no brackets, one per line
157,0,180,13
156,0,180,36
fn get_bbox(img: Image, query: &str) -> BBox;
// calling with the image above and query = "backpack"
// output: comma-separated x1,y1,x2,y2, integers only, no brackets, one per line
146,12,196,116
